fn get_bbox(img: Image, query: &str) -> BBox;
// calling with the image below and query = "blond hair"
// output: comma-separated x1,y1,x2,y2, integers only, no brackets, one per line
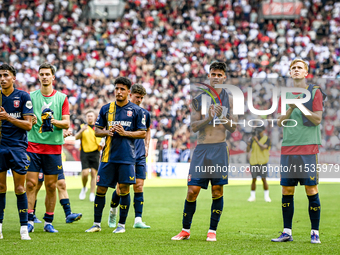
289,59,309,72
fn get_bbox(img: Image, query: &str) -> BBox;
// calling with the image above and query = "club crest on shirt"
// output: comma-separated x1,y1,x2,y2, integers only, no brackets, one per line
14,100,20,108
127,110,132,117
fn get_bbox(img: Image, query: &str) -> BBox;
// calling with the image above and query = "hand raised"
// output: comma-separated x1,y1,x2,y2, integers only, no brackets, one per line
208,104,215,121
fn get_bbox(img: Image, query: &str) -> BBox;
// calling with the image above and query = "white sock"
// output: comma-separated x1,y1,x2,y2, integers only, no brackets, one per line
283,228,292,235
135,217,142,224
311,230,319,236
208,229,216,234
110,208,117,215
20,225,28,233
182,228,190,233
0,223,2,232
250,191,256,197
44,222,52,227
94,222,101,227
118,223,125,228
264,190,270,197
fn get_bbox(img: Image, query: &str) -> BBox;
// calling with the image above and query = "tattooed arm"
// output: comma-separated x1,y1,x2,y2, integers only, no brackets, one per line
191,104,215,133
197,128,206,143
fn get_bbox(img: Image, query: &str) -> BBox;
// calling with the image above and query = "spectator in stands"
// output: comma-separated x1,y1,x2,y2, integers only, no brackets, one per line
0,0,339,162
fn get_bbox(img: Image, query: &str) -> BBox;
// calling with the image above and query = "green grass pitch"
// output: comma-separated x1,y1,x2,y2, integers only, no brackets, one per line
0,177,339,255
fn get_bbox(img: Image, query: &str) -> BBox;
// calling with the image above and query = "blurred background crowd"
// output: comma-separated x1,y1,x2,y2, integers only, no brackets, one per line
0,0,340,162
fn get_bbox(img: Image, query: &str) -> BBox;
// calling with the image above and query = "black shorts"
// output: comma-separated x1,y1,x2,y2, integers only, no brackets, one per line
81,150,100,170
250,164,268,178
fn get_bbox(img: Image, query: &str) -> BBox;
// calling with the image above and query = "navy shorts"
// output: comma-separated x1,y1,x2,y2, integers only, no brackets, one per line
280,154,319,186
97,162,136,188
27,152,63,176
38,170,65,182
188,142,229,189
135,158,146,180
0,147,30,175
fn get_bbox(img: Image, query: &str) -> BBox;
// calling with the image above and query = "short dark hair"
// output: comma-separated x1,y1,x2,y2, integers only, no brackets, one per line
0,63,16,76
38,63,56,75
131,84,146,96
114,77,132,89
255,126,265,133
209,62,227,74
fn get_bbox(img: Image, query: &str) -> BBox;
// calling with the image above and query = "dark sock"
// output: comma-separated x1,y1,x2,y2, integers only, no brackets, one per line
118,193,130,225
43,213,54,223
282,195,294,229
0,193,6,224
111,190,120,208
308,193,321,230
94,193,106,223
134,192,144,218
28,212,34,222
33,200,37,215
16,192,28,226
182,200,196,230
209,196,223,231
60,198,72,217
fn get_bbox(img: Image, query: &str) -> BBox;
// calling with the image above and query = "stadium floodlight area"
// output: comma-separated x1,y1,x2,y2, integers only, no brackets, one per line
88,0,125,19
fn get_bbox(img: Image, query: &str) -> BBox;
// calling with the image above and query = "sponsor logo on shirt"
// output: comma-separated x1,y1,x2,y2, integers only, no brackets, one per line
108,121,132,127
9,112,21,118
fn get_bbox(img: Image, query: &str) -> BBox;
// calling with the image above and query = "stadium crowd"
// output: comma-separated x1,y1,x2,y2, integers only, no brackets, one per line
0,0,340,161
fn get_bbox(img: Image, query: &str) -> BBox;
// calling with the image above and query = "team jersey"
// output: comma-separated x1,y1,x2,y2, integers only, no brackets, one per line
0,89,34,149
27,89,69,154
96,101,146,164
135,108,151,160
277,88,323,155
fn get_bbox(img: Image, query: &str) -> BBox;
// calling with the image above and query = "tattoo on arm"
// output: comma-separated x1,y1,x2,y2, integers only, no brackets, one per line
191,108,210,133
198,129,206,143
